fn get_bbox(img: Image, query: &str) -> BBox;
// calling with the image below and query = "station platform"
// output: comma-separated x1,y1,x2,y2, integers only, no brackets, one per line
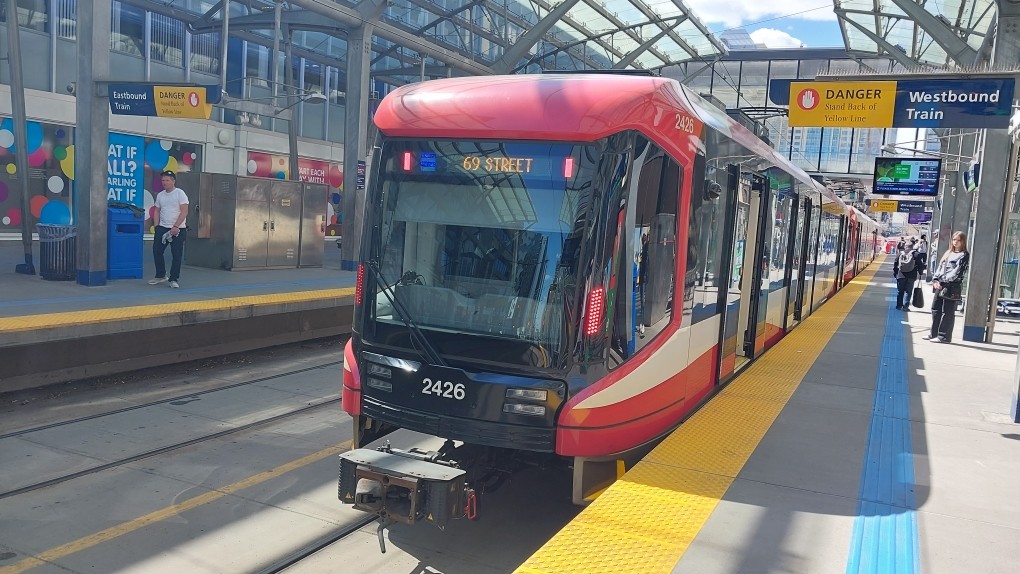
0,239,355,392
516,256,1020,574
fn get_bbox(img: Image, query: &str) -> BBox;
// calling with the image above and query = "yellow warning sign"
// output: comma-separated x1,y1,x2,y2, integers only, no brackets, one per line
153,86,213,119
870,200,898,212
789,81,897,127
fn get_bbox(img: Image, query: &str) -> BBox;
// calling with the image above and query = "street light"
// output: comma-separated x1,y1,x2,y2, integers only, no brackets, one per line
221,88,328,181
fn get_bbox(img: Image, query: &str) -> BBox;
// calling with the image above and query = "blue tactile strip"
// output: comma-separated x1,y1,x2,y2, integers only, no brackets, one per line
845,297,920,574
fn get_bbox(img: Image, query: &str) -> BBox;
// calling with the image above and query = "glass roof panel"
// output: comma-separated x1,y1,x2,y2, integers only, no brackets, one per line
836,0,997,68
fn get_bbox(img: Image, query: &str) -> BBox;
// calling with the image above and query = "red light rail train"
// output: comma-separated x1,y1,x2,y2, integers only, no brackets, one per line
338,73,879,535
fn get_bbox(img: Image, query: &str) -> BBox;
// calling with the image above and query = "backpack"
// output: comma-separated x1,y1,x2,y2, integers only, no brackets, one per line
898,250,916,273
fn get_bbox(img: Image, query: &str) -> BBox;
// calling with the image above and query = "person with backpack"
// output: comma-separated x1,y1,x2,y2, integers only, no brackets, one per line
893,238,922,310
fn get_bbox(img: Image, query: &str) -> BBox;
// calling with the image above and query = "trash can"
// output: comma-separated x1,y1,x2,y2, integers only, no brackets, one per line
38,224,77,281
107,206,144,279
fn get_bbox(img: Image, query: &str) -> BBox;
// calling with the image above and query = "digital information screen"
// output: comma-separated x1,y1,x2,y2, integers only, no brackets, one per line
873,157,942,196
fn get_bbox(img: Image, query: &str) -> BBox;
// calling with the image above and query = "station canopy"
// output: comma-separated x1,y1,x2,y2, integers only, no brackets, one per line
144,0,726,87
834,0,997,68
139,0,1002,89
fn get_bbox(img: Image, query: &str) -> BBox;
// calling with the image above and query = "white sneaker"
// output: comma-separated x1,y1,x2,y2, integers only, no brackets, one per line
148,277,168,285
169,281,180,288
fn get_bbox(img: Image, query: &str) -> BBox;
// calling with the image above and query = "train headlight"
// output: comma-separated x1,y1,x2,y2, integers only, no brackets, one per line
506,388,547,401
503,403,546,416
366,377,392,392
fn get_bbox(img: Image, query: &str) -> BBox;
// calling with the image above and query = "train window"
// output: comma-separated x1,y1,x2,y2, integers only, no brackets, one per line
684,152,728,323
610,138,679,364
767,170,795,292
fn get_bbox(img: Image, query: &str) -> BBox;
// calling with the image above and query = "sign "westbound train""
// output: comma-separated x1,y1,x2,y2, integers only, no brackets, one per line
780,77,1014,129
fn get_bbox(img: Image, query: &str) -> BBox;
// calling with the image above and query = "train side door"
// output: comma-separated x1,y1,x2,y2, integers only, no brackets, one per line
716,165,746,381
834,215,847,289
737,172,772,360
791,197,813,323
785,194,806,329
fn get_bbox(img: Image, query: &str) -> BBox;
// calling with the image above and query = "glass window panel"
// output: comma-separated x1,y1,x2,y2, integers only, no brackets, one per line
191,33,220,75
738,60,769,108
111,2,143,56
790,127,821,172
849,128,885,174
711,61,741,108
820,128,853,173
9,0,48,32
797,59,829,79
151,13,185,68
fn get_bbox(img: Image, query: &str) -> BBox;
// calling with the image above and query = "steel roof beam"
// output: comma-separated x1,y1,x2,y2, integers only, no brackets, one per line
513,25,632,72
191,0,228,31
613,18,686,69
288,0,492,75
620,0,714,59
565,1,675,68
190,9,345,35
886,0,978,65
491,0,584,74
836,10,929,69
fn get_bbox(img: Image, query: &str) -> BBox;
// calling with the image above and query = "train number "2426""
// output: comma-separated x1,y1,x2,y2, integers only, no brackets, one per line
422,378,466,400
675,114,696,133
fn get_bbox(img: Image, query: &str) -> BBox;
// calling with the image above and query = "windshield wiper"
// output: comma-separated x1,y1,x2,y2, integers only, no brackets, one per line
364,261,448,367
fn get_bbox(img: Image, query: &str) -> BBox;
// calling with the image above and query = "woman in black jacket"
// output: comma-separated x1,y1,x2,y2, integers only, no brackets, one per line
893,239,923,310
926,231,970,343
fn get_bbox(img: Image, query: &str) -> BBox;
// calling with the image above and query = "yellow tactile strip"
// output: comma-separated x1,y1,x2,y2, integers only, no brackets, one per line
515,258,883,574
0,288,355,334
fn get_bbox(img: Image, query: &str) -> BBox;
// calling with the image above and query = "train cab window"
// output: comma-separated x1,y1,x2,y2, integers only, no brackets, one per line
610,138,679,363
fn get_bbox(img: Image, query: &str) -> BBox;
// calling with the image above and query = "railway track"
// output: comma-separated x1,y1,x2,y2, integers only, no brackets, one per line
0,361,342,499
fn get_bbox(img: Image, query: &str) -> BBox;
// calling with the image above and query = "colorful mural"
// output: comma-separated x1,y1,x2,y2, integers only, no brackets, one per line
246,151,344,237
0,119,74,227
0,117,202,233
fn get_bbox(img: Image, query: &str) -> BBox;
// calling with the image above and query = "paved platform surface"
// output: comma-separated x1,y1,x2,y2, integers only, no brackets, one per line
517,257,1020,574
0,239,354,319
0,239,355,390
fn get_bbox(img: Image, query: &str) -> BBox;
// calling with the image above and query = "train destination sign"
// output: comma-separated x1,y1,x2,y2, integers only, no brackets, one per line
108,84,218,119
786,77,1014,128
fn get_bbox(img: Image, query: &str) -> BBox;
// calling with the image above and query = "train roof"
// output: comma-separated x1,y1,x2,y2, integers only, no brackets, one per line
374,74,875,225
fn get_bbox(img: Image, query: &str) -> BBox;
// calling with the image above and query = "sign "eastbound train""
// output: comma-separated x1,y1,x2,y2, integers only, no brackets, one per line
782,77,1014,129
108,84,219,119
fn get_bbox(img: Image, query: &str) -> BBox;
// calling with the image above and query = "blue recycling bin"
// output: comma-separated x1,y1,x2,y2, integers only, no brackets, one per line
107,206,144,279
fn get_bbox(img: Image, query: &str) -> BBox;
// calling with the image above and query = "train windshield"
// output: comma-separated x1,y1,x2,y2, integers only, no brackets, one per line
365,140,597,367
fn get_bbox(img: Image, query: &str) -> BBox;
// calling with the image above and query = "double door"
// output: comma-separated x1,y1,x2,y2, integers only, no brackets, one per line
716,169,810,383
234,178,303,268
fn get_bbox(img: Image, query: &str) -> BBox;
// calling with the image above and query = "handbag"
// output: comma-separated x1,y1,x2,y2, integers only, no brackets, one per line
911,281,925,308
936,283,962,301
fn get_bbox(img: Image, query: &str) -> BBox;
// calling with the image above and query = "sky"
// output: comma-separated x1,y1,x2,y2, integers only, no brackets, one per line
682,0,846,49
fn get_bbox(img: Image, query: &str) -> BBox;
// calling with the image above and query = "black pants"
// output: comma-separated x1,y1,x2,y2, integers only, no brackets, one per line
930,295,958,341
153,225,186,281
896,277,913,308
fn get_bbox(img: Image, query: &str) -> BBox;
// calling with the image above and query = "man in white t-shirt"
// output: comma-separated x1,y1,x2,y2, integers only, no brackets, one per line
149,170,189,288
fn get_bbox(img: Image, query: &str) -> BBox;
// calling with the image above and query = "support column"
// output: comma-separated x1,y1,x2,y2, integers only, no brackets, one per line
934,130,959,265
949,132,977,239
340,24,372,271
285,25,299,182
963,1,1020,341
7,3,35,274
75,0,111,286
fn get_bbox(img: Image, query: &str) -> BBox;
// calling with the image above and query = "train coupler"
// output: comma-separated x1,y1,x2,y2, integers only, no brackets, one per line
339,443,470,536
